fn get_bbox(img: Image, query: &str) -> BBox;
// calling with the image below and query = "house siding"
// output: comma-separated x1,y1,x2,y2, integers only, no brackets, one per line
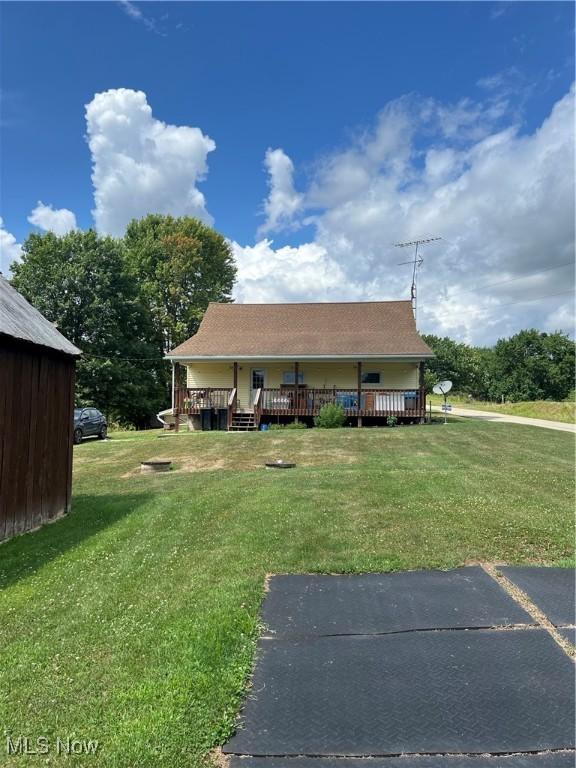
186,361,419,412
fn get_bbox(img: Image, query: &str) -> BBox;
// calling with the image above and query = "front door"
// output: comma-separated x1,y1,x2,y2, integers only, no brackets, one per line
250,368,266,408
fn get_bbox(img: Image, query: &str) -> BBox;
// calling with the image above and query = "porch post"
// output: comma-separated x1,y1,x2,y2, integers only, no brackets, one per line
173,362,180,433
294,361,299,422
419,361,426,418
226,361,239,429
357,361,362,428
171,361,175,410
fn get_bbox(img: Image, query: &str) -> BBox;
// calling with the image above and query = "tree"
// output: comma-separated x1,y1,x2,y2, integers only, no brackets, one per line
421,334,482,394
123,215,236,353
10,230,166,427
423,329,575,402
491,330,575,402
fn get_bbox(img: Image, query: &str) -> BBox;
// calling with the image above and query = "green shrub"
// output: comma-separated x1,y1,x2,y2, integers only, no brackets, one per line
314,403,346,428
386,415,398,427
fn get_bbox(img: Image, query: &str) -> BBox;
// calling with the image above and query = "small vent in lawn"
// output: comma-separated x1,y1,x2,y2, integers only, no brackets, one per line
265,460,296,469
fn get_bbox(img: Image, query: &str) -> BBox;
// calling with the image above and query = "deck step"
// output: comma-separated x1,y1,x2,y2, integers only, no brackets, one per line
229,412,257,431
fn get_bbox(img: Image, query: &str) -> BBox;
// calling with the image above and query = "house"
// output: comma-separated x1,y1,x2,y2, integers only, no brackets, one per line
166,300,433,431
0,277,81,541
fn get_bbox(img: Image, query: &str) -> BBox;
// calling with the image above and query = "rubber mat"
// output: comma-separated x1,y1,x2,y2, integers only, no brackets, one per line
261,568,532,638
224,630,575,756
229,754,576,768
500,568,575,627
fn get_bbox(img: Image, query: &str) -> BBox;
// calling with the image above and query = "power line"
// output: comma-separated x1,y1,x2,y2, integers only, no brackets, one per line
83,352,168,362
423,288,574,321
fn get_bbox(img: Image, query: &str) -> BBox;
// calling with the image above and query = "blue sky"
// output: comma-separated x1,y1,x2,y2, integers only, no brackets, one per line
1,1,574,343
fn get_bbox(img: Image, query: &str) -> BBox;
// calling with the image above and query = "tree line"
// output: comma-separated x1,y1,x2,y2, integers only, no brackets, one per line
7,214,574,425
9,215,236,427
422,331,575,403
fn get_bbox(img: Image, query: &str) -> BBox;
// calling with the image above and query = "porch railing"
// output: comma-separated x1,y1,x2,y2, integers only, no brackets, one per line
174,387,233,414
258,387,426,417
172,386,426,428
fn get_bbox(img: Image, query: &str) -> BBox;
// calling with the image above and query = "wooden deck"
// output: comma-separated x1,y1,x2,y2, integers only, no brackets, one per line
256,387,425,419
173,387,426,429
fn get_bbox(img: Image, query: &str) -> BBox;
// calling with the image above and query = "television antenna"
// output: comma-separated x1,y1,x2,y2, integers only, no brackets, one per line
395,237,441,325
432,379,453,424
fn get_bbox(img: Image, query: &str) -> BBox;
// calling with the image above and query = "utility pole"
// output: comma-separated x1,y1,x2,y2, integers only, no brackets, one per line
395,237,441,326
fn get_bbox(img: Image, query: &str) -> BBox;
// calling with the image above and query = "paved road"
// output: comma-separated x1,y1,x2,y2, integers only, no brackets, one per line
432,405,576,433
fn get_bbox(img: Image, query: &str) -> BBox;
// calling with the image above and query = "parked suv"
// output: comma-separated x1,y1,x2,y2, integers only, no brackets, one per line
73,408,107,444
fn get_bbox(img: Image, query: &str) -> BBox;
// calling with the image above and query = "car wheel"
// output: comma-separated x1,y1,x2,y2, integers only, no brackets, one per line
73,428,83,445
99,425,107,440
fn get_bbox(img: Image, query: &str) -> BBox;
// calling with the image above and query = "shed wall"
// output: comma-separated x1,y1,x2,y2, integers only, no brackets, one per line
0,338,75,541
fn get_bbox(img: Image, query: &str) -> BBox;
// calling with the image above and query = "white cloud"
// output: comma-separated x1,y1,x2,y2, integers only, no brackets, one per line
118,1,163,35
27,201,77,235
0,218,22,275
85,88,215,237
258,148,303,235
231,239,354,303
238,84,575,345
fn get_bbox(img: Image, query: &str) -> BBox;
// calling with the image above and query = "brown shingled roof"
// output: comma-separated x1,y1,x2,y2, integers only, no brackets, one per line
168,301,433,359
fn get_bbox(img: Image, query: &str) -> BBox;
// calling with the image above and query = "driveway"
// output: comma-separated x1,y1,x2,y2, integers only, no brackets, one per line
432,406,576,433
224,566,575,766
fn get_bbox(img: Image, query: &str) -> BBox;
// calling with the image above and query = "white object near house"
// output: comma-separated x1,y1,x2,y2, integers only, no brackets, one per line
433,380,454,424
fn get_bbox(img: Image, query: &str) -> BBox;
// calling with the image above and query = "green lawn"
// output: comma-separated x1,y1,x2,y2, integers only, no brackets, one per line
0,422,574,767
428,394,576,423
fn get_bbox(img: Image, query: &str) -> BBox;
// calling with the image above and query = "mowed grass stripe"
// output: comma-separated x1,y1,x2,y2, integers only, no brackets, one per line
0,422,573,767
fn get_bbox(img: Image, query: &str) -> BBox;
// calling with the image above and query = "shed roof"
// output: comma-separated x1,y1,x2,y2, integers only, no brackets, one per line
0,277,81,357
168,301,433,359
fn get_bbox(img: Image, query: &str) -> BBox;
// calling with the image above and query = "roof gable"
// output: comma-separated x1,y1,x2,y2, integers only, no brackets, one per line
168,301,433,358
0,277,81,357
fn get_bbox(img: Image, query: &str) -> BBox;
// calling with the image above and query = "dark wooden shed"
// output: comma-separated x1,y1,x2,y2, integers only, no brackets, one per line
0,277,81,541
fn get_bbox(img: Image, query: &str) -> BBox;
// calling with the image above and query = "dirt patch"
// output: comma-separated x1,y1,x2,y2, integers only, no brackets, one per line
208,747,229,768
120,441,361,477
179,457,238,473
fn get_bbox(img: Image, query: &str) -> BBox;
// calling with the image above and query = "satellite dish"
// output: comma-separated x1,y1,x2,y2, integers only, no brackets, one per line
433,380,453,395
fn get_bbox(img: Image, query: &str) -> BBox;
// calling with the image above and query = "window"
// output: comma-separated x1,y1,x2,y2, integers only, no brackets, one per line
361,371,381,384
282,371,304,385
251,369,266,390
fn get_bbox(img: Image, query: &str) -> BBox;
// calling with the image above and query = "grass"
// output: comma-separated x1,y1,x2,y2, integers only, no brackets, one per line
0,421,574,767
428,394,576,423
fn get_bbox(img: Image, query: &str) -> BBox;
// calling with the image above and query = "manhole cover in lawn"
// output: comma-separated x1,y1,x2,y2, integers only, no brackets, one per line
140,459,172,473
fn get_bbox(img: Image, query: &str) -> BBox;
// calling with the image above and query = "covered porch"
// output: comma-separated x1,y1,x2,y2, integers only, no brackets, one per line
171,360,427,430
